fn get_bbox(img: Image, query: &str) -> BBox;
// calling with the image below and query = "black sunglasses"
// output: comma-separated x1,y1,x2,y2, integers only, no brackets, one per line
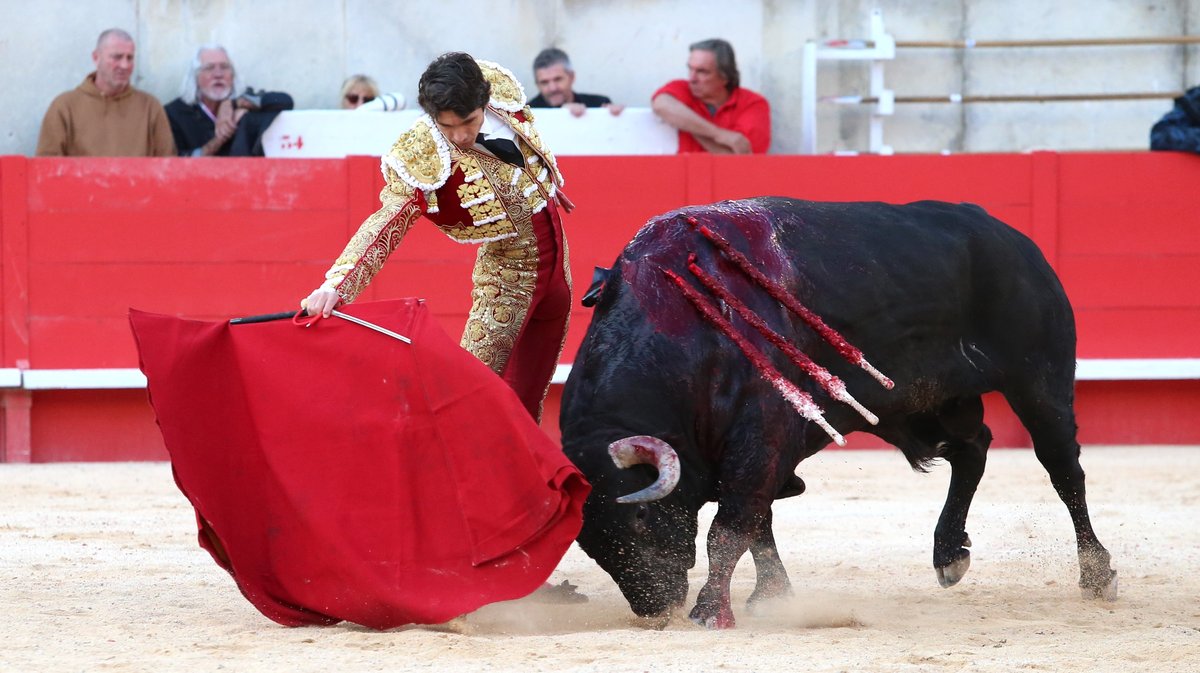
344,94,375,105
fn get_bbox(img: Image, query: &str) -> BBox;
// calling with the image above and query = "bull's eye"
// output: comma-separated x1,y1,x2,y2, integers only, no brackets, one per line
632,504,649,535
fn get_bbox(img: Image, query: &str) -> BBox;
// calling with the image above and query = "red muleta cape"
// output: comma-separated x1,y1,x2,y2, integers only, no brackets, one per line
129,298,589,629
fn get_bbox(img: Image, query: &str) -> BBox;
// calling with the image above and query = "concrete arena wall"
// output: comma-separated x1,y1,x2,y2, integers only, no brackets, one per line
1,151,1198,461
2,0,1199,156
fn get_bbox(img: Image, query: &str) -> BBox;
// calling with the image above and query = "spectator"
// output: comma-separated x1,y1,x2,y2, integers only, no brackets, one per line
341,74,406,112
528,48,623,117
1150,86,1200,153
164,45,293,157
35,28,175,157
651,38,770,154
340,74,379,109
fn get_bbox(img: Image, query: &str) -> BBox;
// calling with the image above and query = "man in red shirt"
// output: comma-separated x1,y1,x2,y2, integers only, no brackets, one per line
652,38,770,154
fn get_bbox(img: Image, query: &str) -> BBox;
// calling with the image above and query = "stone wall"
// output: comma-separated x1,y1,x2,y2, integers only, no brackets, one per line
2,0,1196,155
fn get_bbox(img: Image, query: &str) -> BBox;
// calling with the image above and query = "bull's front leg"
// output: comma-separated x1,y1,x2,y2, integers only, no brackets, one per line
746,508,793,611
690,494,771,629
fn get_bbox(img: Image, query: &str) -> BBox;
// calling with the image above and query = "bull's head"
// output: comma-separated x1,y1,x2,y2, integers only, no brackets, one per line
572,435,699,625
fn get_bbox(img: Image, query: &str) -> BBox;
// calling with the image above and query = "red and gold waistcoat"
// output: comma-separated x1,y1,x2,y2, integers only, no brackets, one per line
319,60,565,304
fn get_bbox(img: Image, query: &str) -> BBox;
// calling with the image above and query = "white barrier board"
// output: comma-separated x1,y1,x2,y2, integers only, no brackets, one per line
262,108,678,158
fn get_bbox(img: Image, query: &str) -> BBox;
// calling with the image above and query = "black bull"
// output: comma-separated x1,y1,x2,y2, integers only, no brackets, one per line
560,197,1118,629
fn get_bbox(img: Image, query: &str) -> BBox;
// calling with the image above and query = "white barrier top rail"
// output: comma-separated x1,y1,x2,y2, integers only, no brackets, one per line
6,360,1199,391
262,108,678,158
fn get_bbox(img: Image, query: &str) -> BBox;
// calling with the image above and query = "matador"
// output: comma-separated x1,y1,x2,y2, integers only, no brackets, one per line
303,53,573,422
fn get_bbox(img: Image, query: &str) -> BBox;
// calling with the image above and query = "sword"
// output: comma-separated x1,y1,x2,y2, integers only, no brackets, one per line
230,309,412,344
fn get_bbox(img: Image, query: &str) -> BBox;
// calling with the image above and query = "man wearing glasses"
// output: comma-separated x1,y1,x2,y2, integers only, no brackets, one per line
164,44,293,156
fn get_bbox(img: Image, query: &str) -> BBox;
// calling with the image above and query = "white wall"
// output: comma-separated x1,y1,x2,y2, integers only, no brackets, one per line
2,0,1197,156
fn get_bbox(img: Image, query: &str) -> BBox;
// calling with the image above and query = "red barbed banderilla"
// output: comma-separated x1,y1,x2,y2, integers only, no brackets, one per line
659,216,895,445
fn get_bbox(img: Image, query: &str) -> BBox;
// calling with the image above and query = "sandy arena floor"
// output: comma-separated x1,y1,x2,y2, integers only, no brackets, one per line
2,446,1198,672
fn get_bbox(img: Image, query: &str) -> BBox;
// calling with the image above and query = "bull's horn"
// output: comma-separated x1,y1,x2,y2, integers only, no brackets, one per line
608,436,681,504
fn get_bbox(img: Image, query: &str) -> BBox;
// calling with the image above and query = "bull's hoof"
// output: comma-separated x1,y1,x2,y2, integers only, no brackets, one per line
935,548,971,588
688,605,735,630
1080,569,1119,602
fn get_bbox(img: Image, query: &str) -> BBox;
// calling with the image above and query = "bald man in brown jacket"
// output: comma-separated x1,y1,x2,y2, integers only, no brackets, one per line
36,28,175,157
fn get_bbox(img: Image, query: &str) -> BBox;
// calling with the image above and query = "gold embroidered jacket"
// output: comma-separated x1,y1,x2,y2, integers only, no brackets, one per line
319,60,565,304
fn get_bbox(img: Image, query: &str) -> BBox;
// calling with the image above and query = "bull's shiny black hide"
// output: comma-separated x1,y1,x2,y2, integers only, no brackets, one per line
560,197,1116,628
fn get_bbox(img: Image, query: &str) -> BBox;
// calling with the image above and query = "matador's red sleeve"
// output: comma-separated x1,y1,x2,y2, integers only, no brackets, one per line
318,180,425,304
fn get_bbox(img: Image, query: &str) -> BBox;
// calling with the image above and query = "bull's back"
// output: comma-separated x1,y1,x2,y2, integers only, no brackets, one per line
566,197,1074,436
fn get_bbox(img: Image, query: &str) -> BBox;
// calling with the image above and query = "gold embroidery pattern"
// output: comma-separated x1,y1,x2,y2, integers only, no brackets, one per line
385,117,449,189
455,154,483,181
322,185,421,303
467,197,506,223
459,151,543,373
457,181,492,206
478,60,526,111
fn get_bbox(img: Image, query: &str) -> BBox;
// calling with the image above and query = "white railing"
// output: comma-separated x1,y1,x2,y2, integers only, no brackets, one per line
5,359,1198,391
802,10,1197,154
261,107,678,158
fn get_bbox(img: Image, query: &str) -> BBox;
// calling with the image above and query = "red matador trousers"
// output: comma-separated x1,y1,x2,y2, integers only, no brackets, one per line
461,202,571,422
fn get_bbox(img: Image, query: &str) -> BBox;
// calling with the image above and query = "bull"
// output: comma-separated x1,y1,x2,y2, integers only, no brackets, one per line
560,197,1118,629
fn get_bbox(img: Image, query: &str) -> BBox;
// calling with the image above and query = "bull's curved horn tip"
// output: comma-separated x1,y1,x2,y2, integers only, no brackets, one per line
608,436,682,503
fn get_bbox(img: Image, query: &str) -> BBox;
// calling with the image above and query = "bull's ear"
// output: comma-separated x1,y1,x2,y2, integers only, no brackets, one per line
631,504,649,535
581,266,610,307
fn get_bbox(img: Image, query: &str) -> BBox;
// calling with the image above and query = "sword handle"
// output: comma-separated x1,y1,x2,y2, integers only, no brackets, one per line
229,310,300,325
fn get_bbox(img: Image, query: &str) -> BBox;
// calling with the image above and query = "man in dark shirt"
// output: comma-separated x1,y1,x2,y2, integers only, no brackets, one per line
164,44,292,156
527,48,623,117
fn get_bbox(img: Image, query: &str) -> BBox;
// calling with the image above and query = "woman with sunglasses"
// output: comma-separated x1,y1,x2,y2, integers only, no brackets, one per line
340,74,379,109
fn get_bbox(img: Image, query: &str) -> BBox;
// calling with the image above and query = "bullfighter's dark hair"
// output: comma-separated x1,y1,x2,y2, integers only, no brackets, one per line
417,52,491,118
689,38,740,93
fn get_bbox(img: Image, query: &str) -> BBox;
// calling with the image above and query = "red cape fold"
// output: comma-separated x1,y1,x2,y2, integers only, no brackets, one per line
129,299,589,629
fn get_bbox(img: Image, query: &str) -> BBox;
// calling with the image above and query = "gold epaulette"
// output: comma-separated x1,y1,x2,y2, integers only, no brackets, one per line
381,116,451,192
477,60,526,112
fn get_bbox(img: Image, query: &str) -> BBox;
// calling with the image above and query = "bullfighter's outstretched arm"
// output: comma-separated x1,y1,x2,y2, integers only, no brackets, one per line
301,181,423,317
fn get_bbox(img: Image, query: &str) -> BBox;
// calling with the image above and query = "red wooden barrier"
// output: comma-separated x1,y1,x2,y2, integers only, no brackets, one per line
1,152,1198,461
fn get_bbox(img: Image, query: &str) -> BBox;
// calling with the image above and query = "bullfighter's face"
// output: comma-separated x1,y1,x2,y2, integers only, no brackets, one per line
434,107,485,151
574,467,699,623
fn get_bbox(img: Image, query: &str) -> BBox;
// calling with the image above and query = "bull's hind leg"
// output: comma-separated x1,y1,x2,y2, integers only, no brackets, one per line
1005,384,1118,600
746,508,794,612
883,397,991,588
931,396,992,588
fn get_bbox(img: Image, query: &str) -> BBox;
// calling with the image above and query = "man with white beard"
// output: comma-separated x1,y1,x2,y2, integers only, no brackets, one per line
164,45,293,156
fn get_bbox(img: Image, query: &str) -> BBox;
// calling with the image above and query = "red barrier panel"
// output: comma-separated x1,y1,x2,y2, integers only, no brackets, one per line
2,152,1198,461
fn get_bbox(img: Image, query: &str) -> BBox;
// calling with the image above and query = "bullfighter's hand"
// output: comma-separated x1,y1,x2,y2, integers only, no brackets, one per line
301,288,341,318
556,190,576,213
